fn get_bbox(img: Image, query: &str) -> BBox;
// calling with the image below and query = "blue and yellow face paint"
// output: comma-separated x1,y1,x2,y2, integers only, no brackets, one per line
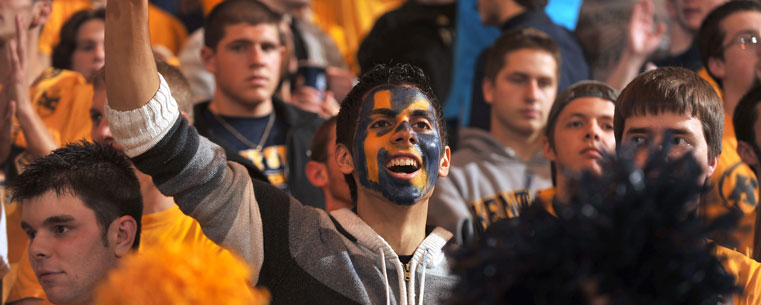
352,86,444,205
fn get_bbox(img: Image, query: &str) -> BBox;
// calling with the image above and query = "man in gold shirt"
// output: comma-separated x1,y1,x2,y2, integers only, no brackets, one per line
6,64,235,305
697,0,761,258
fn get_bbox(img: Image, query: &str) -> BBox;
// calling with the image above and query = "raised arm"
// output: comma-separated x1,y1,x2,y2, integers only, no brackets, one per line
104,0,158,111
606,0,666,90
2,15,56,160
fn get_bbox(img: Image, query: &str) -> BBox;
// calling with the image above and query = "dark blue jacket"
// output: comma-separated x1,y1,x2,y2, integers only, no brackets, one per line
468,10,590,130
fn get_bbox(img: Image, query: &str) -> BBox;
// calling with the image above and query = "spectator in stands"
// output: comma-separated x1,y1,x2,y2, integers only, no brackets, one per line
428,28,557,245
468,0,589,131
696,0,760,258
9,142,142,305
607,0,727,90
51,8,104,80
305,117,352,212
193,0,324,207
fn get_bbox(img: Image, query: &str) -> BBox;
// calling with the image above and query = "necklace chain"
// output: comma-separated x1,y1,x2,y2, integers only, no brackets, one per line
210,111,275,152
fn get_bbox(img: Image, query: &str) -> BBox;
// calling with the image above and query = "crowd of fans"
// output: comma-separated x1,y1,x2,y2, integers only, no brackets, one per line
1,0,761,304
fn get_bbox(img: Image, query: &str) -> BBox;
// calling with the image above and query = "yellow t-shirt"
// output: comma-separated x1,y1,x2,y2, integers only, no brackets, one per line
715,245,761,305
311,0,404,74
6,205,237,304
13,67,93,148
39,1,187,56
701,117,759,258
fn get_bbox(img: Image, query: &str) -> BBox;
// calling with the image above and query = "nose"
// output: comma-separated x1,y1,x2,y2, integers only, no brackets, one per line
585,123,602,141
248,45,267,66
29,236,51,262
95,42,105,63
392,121,418,145
525,80,540,103
92,118,112,144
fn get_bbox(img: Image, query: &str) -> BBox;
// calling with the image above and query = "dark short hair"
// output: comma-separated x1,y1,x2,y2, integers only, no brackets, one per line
203,0,283,50
546,80,619,185
336,63,446,203
309,117,338,162
697,1,761,88
484,28,561,83
734,83,761,149
10,142,143,250
614,67,724,162
515,0,549,10
52,8,105,71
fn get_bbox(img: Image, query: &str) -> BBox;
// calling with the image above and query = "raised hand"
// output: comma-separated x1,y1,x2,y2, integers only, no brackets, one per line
627,0,667,57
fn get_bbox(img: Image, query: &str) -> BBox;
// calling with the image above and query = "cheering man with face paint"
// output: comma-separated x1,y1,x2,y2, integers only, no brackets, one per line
103,0,454,304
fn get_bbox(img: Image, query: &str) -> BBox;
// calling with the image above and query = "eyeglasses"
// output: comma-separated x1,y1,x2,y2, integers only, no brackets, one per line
724,34,760,51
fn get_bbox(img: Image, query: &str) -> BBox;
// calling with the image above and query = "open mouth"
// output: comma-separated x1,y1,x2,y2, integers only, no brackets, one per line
385,156,421,176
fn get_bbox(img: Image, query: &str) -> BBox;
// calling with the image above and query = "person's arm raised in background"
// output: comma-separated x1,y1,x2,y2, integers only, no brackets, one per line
606,0,666,91
2,15,56,161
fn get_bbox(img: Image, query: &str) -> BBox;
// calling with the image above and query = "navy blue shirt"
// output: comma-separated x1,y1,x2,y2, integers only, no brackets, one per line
202,108,289,190
468,10,590,131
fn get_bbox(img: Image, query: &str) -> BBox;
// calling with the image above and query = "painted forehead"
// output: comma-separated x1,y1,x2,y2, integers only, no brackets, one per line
360,85,436,115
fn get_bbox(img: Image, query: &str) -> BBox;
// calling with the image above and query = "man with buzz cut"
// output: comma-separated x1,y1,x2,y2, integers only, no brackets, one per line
696,0,761,258
9,142,142,305
428,28,558,245
193,0,325,207
104,0,456,304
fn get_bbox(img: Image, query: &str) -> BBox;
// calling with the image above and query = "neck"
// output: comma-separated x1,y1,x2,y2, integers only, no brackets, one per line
135,170,175,214
500,2,527,25
554,173,571,204
491,123,544,162
356,191,428,256
324,192,353,212
668,24,694,55
723,85,744,119
0,28,48,84
210,91,274,117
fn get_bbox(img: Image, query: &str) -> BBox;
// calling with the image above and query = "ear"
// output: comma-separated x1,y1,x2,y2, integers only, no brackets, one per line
437,146,451,177
305,161,328,187
738,140,760,169
705,154,719,180
707,56,726,81
200,46,217,75
30,0,52,27
482,78,495,105
542,135,557,161
109,216,138,257
335,143,355,175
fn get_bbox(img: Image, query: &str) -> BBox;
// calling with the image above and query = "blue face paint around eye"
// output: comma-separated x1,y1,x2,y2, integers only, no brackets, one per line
352,86,444,206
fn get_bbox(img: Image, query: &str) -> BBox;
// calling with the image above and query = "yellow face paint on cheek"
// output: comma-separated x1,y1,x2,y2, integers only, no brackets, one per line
364,90,393,183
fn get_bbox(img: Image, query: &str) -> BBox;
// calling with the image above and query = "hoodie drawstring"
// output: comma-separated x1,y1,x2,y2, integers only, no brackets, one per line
380,248,390,305
417,249,429,305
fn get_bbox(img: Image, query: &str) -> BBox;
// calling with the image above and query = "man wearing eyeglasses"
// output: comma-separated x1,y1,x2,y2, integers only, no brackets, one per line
696,0,761,259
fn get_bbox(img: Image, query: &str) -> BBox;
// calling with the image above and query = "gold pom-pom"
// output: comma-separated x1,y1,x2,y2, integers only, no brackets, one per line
94,242,270,305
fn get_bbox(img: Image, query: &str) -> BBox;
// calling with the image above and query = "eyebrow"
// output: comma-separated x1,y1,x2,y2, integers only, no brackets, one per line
370,108,398,117
731,29,760,38
626,127,692,136
410,109,435,120
42,215,76,226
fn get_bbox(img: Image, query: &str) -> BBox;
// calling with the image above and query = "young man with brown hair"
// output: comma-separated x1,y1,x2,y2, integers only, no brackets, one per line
428,28,558,245
193,0,325,207
615,66,760,305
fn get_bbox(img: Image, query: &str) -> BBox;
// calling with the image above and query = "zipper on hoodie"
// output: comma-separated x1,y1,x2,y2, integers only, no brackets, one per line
403,263,411,283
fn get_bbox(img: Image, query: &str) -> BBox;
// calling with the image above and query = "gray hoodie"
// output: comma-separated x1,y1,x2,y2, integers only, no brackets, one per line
428,128,552,244
107,74,456,305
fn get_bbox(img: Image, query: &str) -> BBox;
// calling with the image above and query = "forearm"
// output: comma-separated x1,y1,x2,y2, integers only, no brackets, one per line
15,102,55,158
606,49,649,91
104,0,158,111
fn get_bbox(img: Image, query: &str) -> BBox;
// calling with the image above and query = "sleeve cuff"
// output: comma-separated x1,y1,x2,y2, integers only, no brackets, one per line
105,73,181,158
